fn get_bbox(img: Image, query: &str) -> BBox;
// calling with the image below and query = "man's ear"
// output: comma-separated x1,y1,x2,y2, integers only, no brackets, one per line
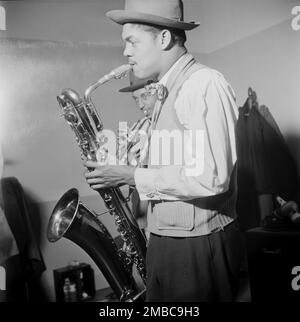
160,29,172,50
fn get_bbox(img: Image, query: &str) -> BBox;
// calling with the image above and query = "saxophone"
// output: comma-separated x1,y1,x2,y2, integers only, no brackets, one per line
47,65,148,301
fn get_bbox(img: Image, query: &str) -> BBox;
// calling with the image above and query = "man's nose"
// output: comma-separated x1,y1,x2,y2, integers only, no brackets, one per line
123,43,131,57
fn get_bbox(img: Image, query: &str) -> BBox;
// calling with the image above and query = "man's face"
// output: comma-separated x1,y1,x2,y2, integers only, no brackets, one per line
122,23,162,79
132,88,157,117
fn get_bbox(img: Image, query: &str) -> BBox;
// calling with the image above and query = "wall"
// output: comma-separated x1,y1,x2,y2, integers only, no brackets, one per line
186,0,297,54
0,0,124,45
205,18,300,182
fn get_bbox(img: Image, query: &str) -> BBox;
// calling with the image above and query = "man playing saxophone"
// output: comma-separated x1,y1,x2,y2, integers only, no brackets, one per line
85,0,244,302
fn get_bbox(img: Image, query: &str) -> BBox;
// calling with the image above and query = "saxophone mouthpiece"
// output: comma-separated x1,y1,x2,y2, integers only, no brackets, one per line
111,64,132,79
98,64,132,85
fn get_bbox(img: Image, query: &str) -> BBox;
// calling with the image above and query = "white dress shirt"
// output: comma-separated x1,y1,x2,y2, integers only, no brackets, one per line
134,57,238,203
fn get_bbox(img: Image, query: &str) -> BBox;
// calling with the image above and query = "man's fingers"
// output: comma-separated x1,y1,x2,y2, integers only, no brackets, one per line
85,169,102,178
85,161,100,168
86,178,104,184
91,184,106,190
92,184,116,190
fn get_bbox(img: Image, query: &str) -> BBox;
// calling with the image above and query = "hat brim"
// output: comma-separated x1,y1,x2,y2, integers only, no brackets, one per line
119,79,155,93
106,10,200,31
119,84,143,92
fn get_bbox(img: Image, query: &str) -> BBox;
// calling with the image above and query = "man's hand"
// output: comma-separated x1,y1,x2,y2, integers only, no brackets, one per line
84,161,136,190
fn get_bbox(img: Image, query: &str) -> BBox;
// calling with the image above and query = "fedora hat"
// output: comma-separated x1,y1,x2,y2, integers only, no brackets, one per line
119,70,155,92
106,0,200,31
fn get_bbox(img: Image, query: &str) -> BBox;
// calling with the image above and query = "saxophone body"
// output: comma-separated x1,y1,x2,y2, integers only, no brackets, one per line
48,65,148,301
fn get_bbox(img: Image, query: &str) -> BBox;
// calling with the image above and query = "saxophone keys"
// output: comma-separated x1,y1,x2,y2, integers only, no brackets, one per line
125,257,133,266
124,244,136,256
104,195,112,202
110,210,116,216
120,231,127,238
115,218,122,225
137,262,144,270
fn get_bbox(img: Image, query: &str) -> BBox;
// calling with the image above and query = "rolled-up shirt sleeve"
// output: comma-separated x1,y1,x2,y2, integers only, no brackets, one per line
135,68,238,201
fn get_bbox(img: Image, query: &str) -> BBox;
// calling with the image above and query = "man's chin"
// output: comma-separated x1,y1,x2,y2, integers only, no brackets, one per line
132,67,149,79
132,69,143,78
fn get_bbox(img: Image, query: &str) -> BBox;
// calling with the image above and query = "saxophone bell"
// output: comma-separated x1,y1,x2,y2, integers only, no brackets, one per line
47,188,140,301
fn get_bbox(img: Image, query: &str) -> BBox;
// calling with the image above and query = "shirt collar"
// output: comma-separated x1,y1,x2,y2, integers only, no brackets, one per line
159,52,187,87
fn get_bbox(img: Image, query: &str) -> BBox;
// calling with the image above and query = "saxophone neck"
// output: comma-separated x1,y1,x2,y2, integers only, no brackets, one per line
84,64,132,100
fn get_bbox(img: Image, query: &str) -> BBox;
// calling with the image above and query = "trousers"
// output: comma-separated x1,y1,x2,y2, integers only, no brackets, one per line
146,221,245,302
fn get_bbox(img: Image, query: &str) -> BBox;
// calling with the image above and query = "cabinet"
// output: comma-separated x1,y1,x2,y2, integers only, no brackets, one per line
246,228,300,301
